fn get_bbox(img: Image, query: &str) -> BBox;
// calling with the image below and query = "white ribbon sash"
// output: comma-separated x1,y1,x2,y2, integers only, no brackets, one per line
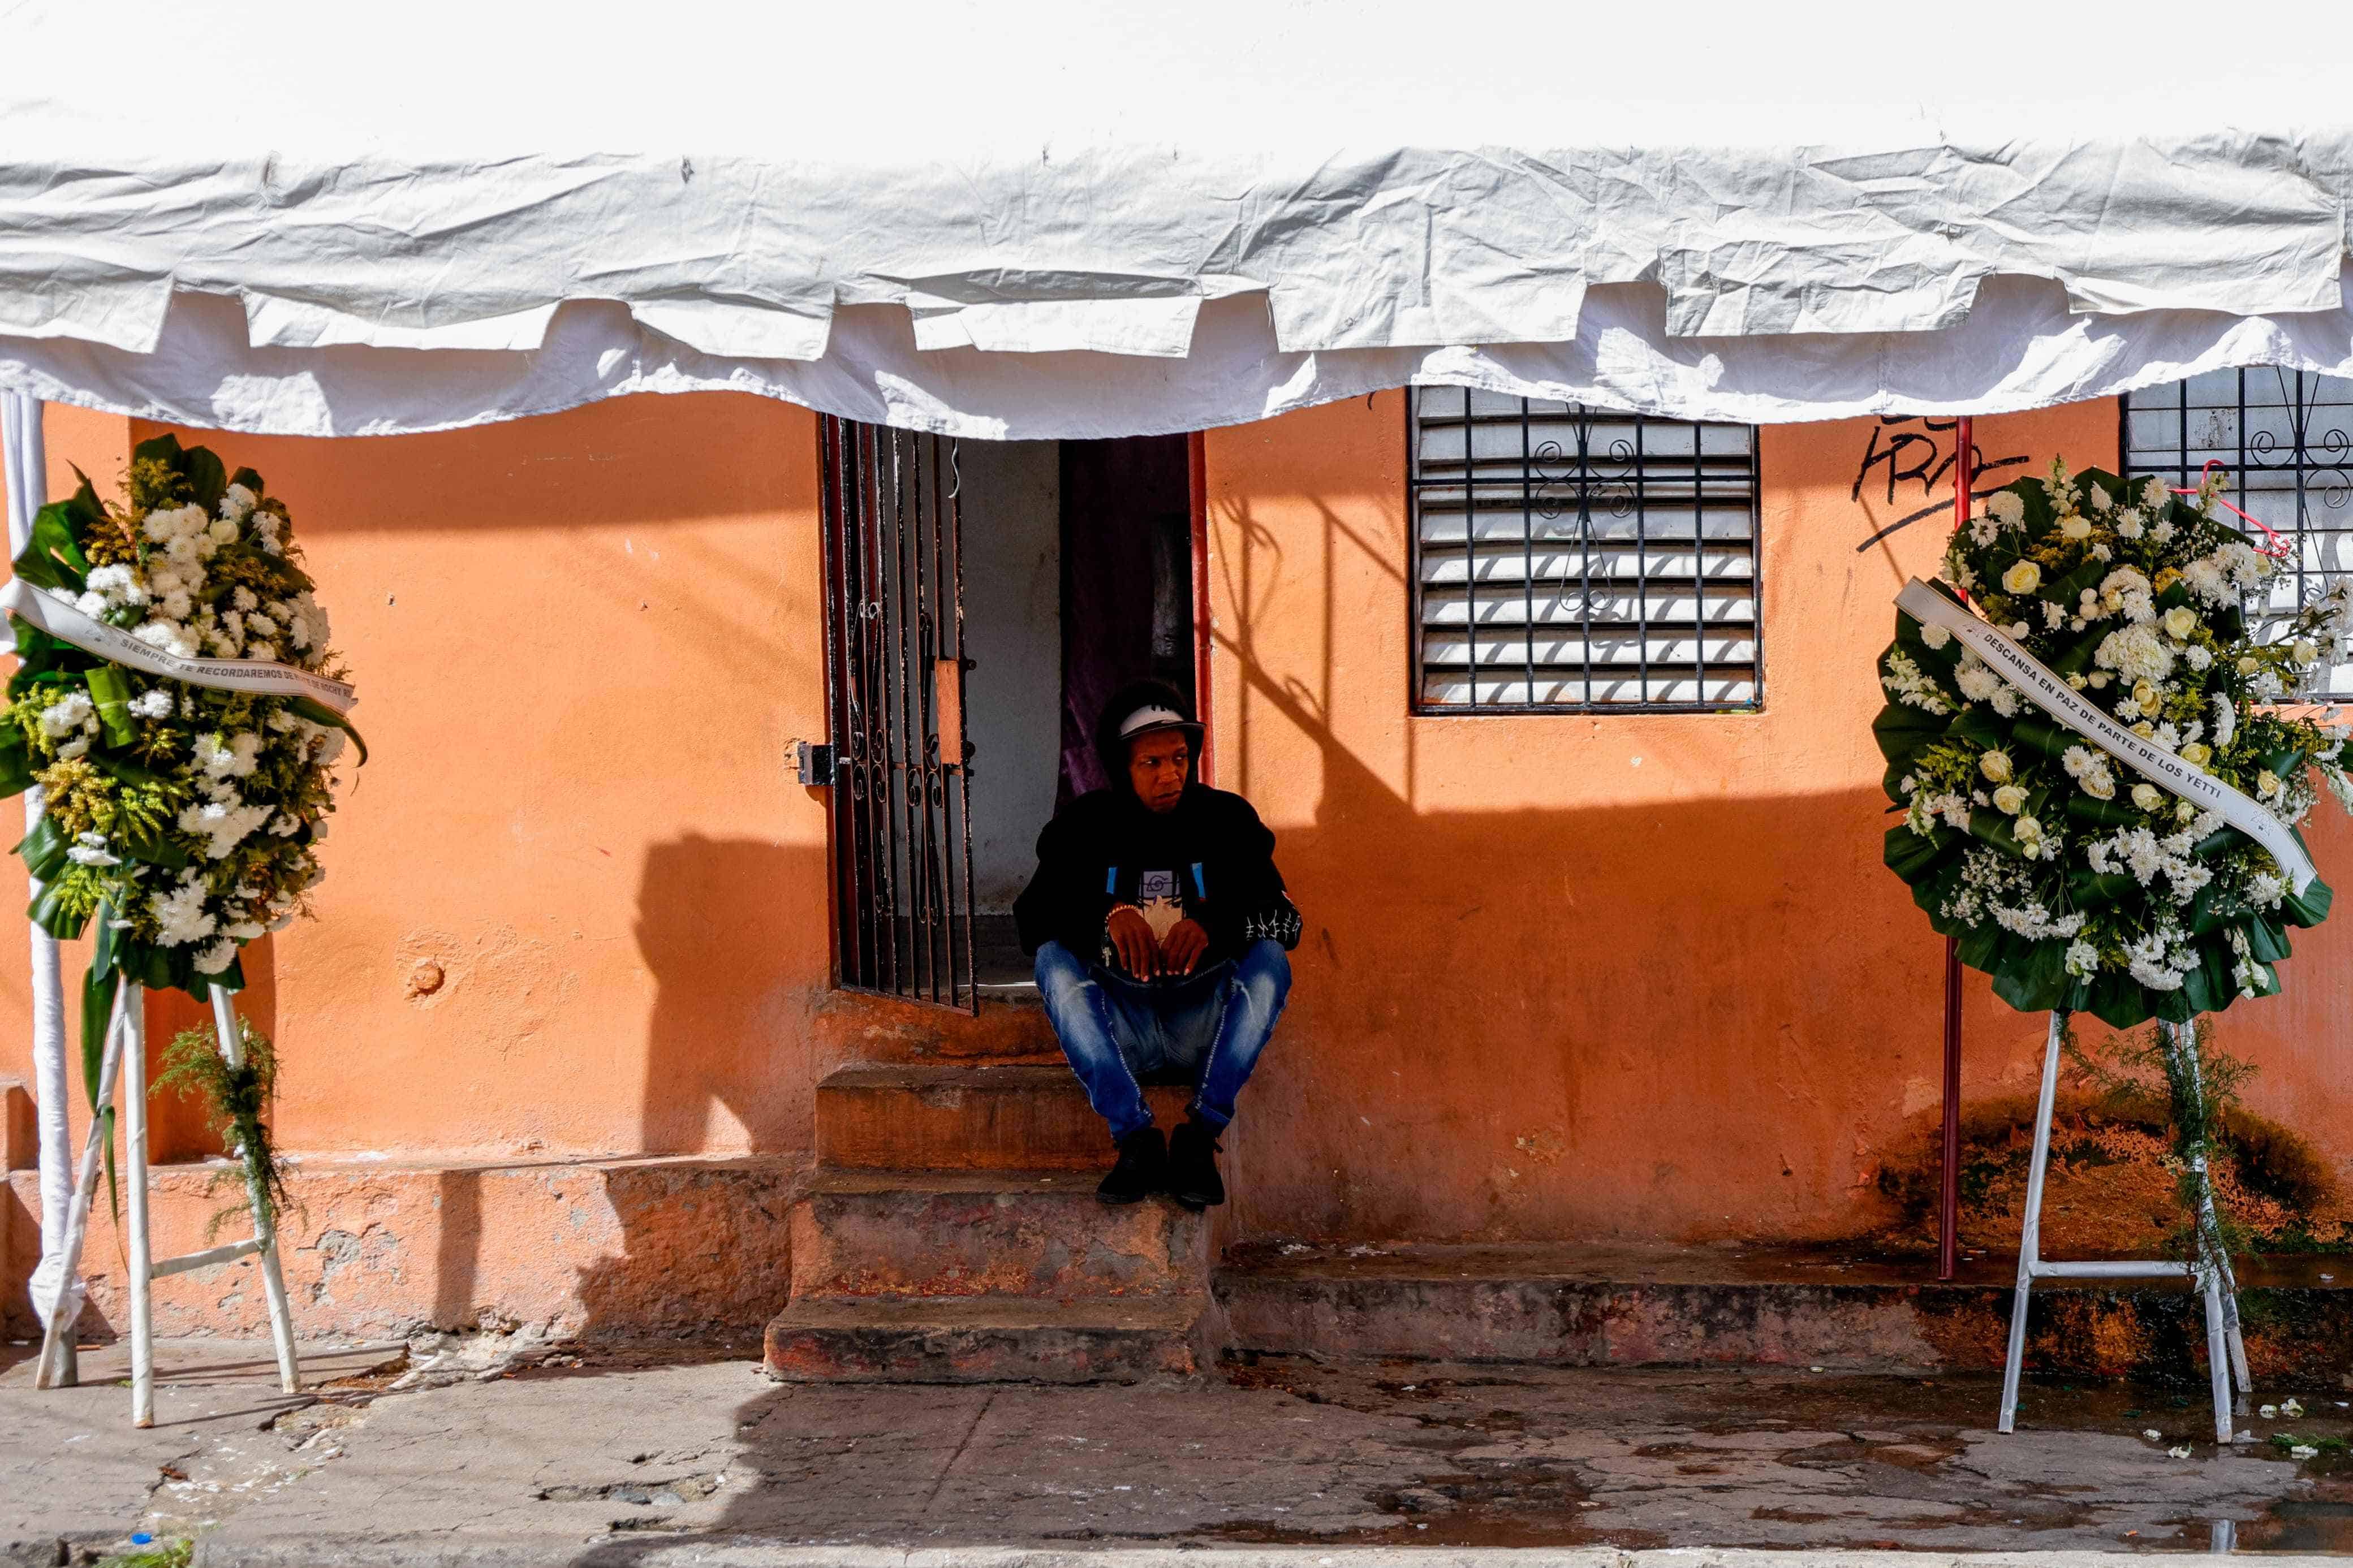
2,577,357,714
1897,577,2315,895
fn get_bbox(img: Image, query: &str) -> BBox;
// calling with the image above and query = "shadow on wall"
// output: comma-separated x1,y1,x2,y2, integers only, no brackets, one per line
557,835,820,1340
1197,493,2351,1249
403,835,822,1341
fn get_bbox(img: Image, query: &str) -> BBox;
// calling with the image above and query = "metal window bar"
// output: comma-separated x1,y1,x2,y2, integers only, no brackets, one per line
817,416,980,1012
1407,388,1762,713
2121,369,2353,701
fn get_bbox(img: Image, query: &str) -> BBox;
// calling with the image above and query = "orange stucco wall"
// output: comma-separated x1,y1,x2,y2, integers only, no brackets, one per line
1,394,836,1173
1201,394,2353,1243
3,388,2348,1276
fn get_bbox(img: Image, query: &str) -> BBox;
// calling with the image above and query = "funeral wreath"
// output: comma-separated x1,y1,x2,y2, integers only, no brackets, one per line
1874,461,2350,1029
0,433,361,1184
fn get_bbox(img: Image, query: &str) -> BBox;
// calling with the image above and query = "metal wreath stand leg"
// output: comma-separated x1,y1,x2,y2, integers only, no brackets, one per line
31,989,302,1420
1998,1008,2249,1440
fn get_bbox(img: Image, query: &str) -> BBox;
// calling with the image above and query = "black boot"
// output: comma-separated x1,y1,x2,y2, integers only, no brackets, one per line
1166,1117,1226,1211
1098,1126,1166,1205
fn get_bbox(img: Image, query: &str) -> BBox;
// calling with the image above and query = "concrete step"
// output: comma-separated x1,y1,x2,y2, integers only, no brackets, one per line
764,1295,1209,1383
789,1168,1210,1303
808,984,1059,1066
815,1063,1193,1171
1214,1241,2353,1382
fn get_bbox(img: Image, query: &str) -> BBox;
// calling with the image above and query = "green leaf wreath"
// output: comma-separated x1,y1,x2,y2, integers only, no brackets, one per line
1876,461,2351,1027
2,433,361,1109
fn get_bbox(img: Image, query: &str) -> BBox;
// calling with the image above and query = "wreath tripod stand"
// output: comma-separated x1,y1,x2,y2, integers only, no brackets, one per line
32,983,301,1426
1998,1009,2249,1440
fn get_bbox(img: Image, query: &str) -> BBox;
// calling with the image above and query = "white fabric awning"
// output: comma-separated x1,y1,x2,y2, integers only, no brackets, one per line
5,0,2353,438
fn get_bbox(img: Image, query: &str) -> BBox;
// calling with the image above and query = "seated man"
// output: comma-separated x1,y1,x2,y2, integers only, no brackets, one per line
1014,681,1300,1210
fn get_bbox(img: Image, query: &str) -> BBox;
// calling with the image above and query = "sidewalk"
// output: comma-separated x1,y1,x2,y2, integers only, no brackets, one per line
4,1336,2349,1566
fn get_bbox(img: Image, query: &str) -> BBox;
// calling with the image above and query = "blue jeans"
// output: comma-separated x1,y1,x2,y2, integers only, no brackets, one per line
1035,939,1291,1143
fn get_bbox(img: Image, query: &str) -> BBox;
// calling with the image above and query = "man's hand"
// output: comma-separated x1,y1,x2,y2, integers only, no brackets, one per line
1106,906,1159,978
1161,918,1211,977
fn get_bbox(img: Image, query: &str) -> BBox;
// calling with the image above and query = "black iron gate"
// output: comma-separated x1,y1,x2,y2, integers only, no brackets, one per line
818,416,979,1011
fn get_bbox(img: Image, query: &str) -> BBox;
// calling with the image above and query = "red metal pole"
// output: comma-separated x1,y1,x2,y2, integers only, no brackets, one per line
1187,430,1214,787
1938,415,1973,1281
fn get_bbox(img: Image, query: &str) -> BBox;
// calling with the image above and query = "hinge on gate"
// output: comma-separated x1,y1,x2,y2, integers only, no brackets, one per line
788,740,838,787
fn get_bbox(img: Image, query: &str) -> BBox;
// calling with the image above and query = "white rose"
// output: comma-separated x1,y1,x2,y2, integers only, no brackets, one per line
2002,561,2042,595
1980,750,2013,784
2060,516,2093,541
2294,639,2319,665
2132,783,2164,811
2180,742,2212,767
2162,606,2197,640
1993,784,2028,814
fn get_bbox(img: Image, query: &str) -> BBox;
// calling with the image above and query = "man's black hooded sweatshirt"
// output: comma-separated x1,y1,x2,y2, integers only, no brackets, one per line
1014,683,1302,971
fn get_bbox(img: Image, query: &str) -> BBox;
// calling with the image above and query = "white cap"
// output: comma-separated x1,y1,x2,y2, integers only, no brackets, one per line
1118,704,1196,739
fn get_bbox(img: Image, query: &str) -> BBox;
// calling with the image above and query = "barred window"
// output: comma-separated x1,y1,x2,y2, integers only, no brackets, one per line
2123,369,2353,701
1408,389,1761,712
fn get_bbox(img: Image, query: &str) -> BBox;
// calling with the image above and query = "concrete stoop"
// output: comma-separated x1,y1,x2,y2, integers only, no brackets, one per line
1214,1240,2353,1383
765,1064,1218,1384
764,1064,2353,1388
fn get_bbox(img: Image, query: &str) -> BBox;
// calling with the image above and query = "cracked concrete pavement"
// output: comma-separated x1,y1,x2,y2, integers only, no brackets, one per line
6,1337,2353,1566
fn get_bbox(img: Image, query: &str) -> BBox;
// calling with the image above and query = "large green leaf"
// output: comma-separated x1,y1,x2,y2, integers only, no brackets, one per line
1872,698,1950,768
85,665,134,745
2065,793,2141,830
2247,914,2292,964
0,729,33,799
289,696,368,764
183,446,227,512
1884,821,1950,884
130,430,185,470
14,812,68,880
2283,874,2332,927
10,496,91,593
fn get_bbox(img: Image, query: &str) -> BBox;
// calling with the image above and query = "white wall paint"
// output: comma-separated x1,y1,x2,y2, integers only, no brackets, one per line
955,439,1062,910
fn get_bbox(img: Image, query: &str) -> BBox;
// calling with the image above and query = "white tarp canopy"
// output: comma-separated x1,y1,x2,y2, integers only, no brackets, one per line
5,0,2353,438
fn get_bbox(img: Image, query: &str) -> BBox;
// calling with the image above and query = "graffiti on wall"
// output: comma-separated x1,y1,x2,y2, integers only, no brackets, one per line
1852,416,2029,551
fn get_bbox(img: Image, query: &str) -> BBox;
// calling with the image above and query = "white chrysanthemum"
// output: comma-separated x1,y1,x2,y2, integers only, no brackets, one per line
84,563,148,606
2095,623,2177,685
66,831,118,867
38,693,94,737
128,689,174,719
1987,491,2026,528
219,482,257,520
2212,694,2236,749
191,938,238,976
1920,623,1950,650
149,872,219,948
2140,476,2170,511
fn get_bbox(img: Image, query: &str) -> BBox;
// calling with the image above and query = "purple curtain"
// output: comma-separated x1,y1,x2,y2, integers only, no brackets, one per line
1059,436,1193,804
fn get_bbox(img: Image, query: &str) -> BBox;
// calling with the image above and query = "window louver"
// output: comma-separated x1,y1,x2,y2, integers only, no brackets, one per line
1409,388,1762,712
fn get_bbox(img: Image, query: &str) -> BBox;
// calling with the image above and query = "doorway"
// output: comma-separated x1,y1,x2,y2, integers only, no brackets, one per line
818,421,1197,1009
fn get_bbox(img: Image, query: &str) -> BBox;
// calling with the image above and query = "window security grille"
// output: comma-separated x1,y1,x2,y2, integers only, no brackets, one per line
2122,369,2353,701
1408,388,1762,712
